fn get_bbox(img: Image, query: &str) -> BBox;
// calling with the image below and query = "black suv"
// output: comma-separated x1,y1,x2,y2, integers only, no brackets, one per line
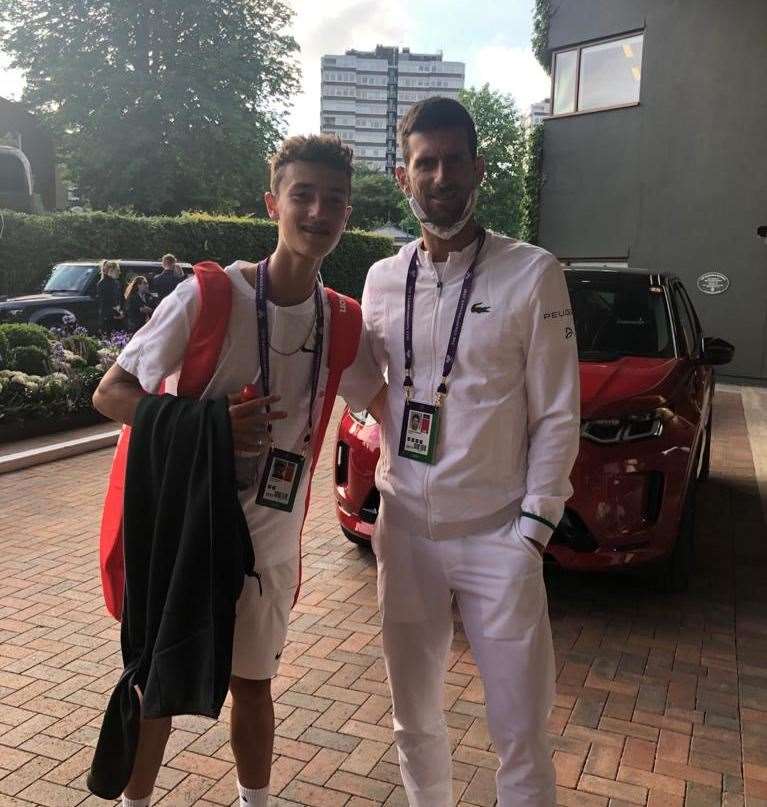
0,260,193,332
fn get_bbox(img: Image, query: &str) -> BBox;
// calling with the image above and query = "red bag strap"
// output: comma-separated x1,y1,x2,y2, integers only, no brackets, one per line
177,261,232,397
324,288,362,376
99,261,232,621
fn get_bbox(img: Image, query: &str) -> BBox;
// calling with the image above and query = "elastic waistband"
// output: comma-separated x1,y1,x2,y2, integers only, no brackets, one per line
380,500,521,540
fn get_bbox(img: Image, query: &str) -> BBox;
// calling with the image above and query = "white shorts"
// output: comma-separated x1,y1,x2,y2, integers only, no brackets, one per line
230,556,298,681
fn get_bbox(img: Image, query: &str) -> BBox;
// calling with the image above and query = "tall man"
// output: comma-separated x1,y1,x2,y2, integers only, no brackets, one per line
341,97,580,806
93,135,362,807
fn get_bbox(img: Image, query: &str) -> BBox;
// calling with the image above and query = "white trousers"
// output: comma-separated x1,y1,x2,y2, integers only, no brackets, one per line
374,513,556,807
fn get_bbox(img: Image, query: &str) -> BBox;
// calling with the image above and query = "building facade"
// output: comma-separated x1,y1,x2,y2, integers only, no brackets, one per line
0,97,56,212
528,98,551,128
537,0,767,381
320,46,465,173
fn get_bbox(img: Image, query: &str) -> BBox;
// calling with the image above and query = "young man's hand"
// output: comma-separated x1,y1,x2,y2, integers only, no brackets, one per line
227,392,287,454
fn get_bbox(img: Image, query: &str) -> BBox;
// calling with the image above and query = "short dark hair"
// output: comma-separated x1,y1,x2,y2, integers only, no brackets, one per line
270,134,354,193
398,97,477,163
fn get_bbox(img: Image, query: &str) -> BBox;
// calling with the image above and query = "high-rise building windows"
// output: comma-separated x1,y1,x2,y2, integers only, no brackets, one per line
321,47,465,173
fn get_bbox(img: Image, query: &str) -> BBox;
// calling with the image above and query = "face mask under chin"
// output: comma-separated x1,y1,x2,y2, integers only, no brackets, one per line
408,189,478,241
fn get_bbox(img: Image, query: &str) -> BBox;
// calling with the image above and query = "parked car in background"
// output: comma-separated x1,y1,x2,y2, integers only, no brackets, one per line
334,267,734,590
0,260,193,332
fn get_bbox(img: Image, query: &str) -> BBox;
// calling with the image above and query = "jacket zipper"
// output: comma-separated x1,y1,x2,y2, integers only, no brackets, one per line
424,263,443,539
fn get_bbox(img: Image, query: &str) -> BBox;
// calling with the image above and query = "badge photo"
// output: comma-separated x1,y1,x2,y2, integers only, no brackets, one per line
256,449,305,512
399,400,440,464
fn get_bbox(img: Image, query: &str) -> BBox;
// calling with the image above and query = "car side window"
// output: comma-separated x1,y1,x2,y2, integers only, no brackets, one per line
672,286,697,358
678,284,703,354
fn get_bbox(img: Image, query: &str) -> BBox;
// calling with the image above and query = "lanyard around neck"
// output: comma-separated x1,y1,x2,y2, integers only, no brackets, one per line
255,259,324,450
403,229,486,406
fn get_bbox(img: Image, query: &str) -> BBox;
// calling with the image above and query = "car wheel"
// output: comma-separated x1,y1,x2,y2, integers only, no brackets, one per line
37,315,65,330
698,408,712,483
657,484,696,593
341,526,374,552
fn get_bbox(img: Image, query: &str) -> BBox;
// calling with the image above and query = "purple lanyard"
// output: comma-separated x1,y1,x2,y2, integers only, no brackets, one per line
256,259,324,449
403,229,486,404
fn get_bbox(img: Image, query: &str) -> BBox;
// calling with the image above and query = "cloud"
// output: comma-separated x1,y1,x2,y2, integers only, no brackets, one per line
468,45,550,114
0,54,24,100
283,0,409,136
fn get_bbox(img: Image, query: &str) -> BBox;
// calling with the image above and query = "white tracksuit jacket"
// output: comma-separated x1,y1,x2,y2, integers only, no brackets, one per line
342,230,581,546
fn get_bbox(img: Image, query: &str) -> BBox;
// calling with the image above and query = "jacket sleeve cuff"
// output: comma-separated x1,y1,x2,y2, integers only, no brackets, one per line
519,510,559,547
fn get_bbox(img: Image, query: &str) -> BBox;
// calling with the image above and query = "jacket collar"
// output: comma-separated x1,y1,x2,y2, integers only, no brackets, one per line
413,231,487,282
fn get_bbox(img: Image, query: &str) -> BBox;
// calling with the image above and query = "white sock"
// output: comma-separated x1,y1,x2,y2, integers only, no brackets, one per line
237,781,269,807
122,795,151,807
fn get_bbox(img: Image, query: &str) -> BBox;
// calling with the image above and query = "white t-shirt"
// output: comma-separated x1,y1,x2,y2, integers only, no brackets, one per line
116,261,329,569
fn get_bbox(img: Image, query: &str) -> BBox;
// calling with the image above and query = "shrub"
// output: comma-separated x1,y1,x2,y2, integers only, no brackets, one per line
0,330,8,370
0,323,52,354
0,366,104,424
0,210,395,301
10,345,51,376
61,334,101,366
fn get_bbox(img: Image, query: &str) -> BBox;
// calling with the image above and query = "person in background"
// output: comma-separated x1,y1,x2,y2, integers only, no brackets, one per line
124,275,154,332
96,259,124,335
149,253,183,301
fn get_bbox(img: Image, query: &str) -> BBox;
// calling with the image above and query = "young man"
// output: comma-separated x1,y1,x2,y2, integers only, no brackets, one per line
341,98,581,806
93,135,359,807
149,253,183,301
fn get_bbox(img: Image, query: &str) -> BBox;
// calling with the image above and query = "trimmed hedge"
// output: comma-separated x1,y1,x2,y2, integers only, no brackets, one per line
0,210,395,301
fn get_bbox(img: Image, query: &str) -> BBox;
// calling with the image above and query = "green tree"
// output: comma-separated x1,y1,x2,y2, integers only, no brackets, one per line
348,167,403,232
459,85,528,238
0,0,299,215
532,0,553,73
521,123,544,244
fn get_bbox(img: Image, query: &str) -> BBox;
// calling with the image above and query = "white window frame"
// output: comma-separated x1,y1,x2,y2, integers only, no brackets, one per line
550,31,644,118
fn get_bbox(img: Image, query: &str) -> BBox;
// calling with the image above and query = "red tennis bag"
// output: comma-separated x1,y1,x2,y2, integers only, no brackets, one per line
98,261,362,620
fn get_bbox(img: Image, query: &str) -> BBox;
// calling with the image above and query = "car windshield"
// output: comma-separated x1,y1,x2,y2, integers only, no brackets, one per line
44,264,99,293
566,273,675,360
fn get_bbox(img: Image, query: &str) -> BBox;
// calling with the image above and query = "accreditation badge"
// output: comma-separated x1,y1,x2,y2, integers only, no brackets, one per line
256,449,305,512
398,400,440,464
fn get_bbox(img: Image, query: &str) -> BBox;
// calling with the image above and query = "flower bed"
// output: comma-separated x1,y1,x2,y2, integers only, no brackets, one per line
0,323,126,444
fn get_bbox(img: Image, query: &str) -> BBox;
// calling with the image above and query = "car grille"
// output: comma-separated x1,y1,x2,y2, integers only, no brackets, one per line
643,471,664,523
550,509,599,552
335,441,349,486
360,488,380,524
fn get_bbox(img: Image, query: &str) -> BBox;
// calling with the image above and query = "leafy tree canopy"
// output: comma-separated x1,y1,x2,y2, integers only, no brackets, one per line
0,0,300,214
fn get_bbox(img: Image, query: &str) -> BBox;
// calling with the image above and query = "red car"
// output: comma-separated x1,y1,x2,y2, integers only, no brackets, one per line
334,268,734,590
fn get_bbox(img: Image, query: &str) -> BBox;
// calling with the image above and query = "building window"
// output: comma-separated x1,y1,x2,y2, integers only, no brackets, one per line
552,32,643,116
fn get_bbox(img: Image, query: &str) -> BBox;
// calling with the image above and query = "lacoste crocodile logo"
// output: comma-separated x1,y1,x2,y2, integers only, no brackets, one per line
470,302,491,314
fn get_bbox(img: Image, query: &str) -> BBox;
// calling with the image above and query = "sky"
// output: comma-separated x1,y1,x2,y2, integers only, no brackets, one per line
0,0,550,133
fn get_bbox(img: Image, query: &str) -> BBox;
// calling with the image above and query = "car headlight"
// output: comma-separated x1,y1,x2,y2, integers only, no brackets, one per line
581,408,671,444
4,308,24,319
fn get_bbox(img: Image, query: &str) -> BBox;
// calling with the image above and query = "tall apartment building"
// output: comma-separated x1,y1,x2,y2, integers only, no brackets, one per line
320,46,465,173
528,98,551,127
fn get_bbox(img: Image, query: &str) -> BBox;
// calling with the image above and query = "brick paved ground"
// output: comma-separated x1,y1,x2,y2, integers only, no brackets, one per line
1,390,766,807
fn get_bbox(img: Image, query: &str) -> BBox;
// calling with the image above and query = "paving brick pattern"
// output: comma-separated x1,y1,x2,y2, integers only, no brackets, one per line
1,391,766,806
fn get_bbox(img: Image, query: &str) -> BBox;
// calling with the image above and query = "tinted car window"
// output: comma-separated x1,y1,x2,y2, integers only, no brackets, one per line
566,274,674,359
672,286,698,357
44,264,99,293
677,284,702,356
